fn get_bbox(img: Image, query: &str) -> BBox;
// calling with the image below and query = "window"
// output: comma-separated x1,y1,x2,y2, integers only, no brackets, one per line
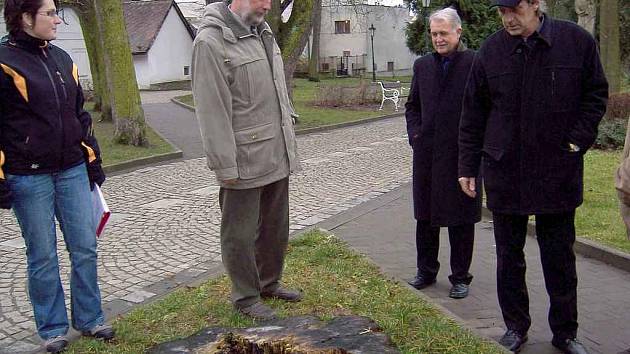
343,50,351,57
184,66,190,76
387,61,394,72
321,63,330,71
335,20,351,34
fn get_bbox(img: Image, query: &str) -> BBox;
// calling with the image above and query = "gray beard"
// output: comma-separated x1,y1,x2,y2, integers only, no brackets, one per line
244,12,264,26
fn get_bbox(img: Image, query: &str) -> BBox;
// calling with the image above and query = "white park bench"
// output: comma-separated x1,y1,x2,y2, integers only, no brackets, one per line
378,81,405,111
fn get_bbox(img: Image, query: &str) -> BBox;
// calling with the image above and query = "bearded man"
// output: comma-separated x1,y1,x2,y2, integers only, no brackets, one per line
191,0,301,320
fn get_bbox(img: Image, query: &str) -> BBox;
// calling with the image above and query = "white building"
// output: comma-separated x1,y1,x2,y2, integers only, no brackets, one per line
124,0,196,89
318,3,417,76
1,0,195,90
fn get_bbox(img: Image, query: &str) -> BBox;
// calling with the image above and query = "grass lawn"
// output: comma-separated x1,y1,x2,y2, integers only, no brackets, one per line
578,149,629,252
175,77,409,130
88,107,175,166
66,230,503,354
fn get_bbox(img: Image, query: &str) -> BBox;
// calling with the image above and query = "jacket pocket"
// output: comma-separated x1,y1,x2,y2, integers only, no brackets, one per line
545,65,581,112
234,123,278,179
226,57,266,105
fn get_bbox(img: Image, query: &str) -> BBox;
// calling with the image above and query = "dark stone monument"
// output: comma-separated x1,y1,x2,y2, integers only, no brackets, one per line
147,315,401,353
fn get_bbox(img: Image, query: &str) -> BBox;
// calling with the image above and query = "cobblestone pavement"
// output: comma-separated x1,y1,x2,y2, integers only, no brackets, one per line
0,118,412,352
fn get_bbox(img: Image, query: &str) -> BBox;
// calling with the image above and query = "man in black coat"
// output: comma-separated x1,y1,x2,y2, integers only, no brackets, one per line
405,7,481,300
458,0,608,353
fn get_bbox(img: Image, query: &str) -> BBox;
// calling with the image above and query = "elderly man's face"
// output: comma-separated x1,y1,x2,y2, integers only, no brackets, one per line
498,0,540,37
430,19,461,56
242,0,272,25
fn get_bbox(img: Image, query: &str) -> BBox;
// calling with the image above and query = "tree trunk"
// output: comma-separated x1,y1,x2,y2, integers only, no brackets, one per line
600,0,621,93
308,0,322,82
92,0,147,145
268,0,282,35
75,3,112,120
273,0,314,100
575,0,597,35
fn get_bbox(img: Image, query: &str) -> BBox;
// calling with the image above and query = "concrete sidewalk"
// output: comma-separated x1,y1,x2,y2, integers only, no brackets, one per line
319,183,630,354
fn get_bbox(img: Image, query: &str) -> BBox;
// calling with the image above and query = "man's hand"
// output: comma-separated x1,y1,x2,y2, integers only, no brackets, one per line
223,178,238,185
458,177,477,198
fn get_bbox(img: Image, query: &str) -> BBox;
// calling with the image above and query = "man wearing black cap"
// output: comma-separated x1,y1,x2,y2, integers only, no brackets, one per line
457,0,608,353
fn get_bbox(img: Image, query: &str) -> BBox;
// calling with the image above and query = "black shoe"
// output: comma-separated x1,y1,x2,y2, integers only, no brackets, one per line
499,329,528,353
237,301,277,321
81,324,115,341
552,337,590,354
44,336,68,353
448,283,469,299
407,274,436,290
261,286,303,302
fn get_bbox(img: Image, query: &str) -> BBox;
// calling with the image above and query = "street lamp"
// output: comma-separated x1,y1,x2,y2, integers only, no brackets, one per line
369,24,376,82
422,0,431,55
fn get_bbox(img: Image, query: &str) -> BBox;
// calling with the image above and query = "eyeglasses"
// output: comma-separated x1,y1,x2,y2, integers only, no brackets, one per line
37,9,61,18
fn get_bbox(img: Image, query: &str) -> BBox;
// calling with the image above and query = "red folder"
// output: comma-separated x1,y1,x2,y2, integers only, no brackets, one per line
91,185,111,238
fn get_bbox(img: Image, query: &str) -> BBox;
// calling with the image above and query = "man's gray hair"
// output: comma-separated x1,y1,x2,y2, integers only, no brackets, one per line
429,7,462,30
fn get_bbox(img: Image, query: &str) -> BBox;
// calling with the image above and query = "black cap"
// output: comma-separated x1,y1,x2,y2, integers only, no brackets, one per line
490,0,521,7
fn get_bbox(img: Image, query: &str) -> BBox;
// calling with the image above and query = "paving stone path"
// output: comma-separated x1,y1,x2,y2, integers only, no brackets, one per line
0,114,413,352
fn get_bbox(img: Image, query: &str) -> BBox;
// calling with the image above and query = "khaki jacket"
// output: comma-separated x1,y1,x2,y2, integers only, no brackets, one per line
191,2,299,189
615,116,630,239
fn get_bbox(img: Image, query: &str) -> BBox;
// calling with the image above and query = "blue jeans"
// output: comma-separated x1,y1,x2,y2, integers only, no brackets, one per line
7,163,105,340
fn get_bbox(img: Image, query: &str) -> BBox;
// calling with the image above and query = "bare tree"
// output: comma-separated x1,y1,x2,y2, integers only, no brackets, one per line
600,0,621,93
308,0,323,82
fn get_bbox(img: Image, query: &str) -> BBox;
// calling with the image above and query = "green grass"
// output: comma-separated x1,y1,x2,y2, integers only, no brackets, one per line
88,107,175,166
66,230,503,354
578,149,629,252
291,79,387,129
175,77,410,130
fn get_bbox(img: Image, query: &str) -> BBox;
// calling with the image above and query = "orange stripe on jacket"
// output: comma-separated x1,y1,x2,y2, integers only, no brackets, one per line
81,142,96,163
1,63,28,102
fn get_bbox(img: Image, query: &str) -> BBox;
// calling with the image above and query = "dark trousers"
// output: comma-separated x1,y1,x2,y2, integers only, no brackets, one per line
415,220,474,285
493,211,578,340
219,178,289,308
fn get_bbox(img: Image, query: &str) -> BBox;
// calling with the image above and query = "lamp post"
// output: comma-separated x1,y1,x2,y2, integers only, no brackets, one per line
369,23,376,82
422,0,431,55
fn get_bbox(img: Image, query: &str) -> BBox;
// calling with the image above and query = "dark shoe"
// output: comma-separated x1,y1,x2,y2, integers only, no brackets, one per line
448,283,469,299
237,302,277,320
499,329,528,353
44,336,68,353
261,286,303,302
82,324,115,341
552,337,590,354
407,274,436,290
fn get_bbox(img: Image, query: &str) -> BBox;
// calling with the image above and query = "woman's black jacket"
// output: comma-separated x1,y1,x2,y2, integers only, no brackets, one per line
0,31,101,176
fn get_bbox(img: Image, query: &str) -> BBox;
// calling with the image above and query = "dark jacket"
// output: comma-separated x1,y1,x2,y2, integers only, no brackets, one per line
0,31,101,176
458,16,608,214
405,44,481,226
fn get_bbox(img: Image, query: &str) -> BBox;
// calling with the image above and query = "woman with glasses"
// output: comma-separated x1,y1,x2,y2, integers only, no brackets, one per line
0,0,114,352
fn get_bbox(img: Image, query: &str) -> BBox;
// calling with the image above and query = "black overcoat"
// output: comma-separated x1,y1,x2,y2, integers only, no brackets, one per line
405,45,481,226
458,16,608,214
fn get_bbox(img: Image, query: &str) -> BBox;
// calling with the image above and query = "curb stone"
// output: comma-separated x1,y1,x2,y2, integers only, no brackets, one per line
102,124,184,174
103,150,183,174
